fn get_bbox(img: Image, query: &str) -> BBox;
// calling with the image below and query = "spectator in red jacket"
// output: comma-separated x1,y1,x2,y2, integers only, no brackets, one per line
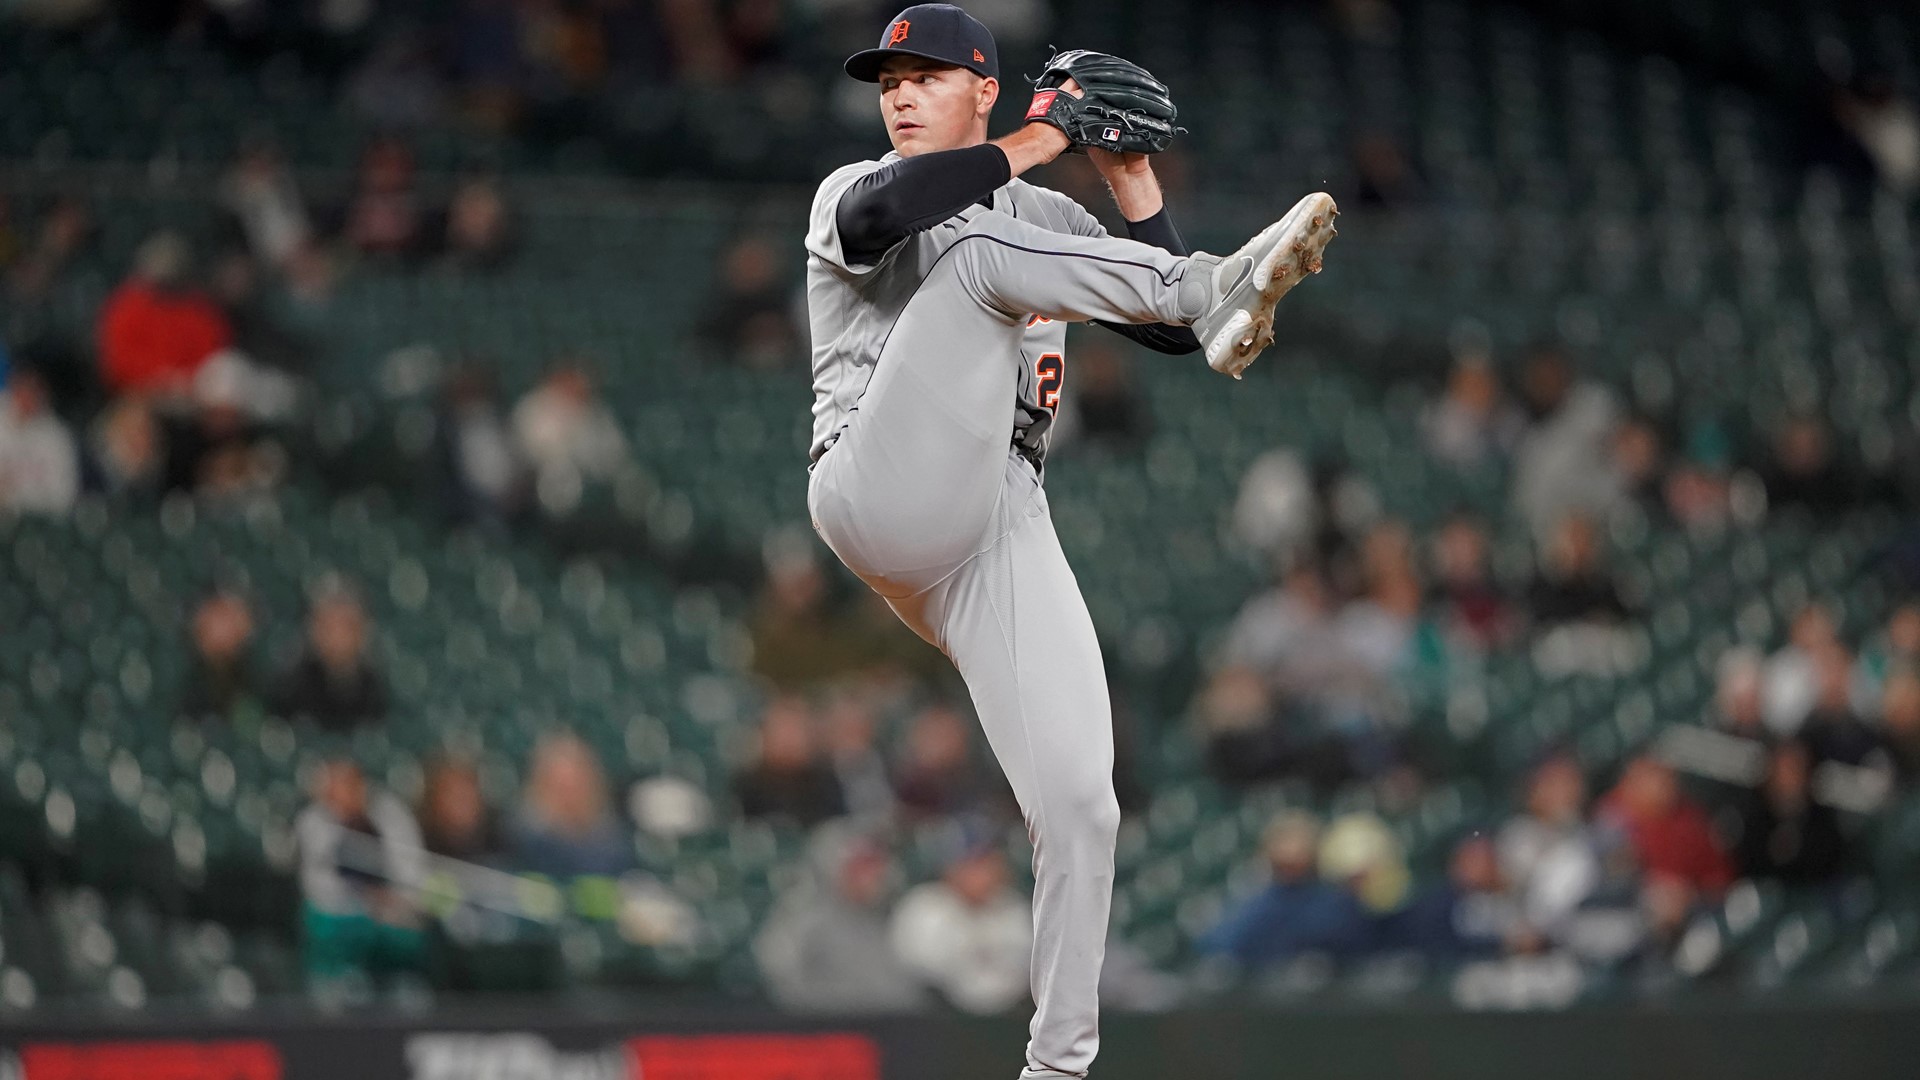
1598,753,1734,897
97,232,232,399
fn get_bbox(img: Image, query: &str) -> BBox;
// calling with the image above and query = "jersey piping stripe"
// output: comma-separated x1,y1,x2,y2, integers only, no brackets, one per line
817,229,1185,462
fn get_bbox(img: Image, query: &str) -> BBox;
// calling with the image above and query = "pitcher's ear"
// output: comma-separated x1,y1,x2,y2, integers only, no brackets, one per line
979,75,999,117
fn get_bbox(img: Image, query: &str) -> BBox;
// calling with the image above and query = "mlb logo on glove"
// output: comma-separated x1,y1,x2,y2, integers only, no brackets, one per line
1101,127,1120,142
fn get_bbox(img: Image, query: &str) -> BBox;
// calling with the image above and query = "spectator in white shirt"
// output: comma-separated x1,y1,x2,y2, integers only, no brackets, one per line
891,834,1032,1015
0,368,79,515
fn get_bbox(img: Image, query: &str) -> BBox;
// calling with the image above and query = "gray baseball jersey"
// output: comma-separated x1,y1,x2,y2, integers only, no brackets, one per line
803,153,1206,1080
806,152,1108,472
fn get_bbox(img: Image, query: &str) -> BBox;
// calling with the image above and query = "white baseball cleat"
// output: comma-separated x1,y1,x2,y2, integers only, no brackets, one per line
1192,192,1339,379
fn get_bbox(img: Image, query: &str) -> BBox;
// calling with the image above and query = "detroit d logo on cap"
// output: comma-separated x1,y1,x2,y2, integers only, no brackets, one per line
888,20,910,44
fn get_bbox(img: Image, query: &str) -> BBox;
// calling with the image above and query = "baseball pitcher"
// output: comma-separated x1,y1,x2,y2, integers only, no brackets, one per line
803,5,1338,1075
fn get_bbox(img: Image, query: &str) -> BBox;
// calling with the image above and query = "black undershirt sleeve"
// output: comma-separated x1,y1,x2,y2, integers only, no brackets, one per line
1096,207,1201,355
835,144,1012,265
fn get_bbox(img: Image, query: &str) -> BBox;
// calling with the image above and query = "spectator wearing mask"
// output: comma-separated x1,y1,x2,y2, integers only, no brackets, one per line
438,176,517,271
892,702,991,822
1878,670,1920,781
435,363,526,528
890,833,1032,1015
218,139,311,270
1759,415,1857,515
419,755,505,864
86,396,165,500
510,358,631,508
271,580,389,732
755,826,929,1015
1598,754,1734,899
343,137,424,259
1800,642,1883,767
1198,812,1367,967
1762,604,1843,737
97,232,232,401
1430,512,1517,651
1527,514,1629,630
734,696,846,827
1381,835,1521,957
1731,739,1848,885
697,235,799,371
1711,648,1768,740
0,367,79,515
1497,755,1602,941
295,755,426,989
1422,352,1522,471
1511,346,1619,540
178,589,265,725
749,542,867,690
510,732,635,878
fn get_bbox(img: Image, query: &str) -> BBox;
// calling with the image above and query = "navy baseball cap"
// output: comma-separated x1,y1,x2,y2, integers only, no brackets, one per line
844,4,999,83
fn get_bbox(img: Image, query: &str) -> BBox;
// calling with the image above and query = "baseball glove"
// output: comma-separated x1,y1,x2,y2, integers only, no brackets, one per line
1024,49,1180,155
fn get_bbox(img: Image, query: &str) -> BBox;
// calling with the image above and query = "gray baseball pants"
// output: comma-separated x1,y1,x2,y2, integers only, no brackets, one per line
807,209,1204,1078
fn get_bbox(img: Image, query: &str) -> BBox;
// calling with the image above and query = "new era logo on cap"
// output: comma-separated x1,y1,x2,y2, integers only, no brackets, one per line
973,48,985,62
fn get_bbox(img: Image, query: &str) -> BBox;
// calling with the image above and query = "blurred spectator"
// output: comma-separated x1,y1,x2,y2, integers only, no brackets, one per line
1800,642,1883,767
1880,670,1920,780
1598,755,1734,899
1497,755,1602,940
438,176,517,272
165,358,291,502
435,363,527,528
209,251,312,375
1526,515,1629,629
1763,604,1842,737
419,755,505,864
755,826,929,1014
343,137,424,259
1380,836,1520,957
892,702,990,822
85,396,166,499
697,235,799,371
1662,423,1737,532
509,732,636,878
1608,416,1666,520
1429,513,1517,651
0,368,80,515
1198,812,1366,967
1052,339,1150,453
346,31,447,128
1216,561,1335,681
750,542,867,690
1195,666,1290,787
271,579,389,732
890,835,1031,1015
1731,739,1849,885
295,755,426,990
734,696,846,827
510,358,632,508
1711,647,1769,739
1319,812,1414,919
1834,73,1920,200
1352,132,1423,210
1857,603,1920,692
7,195,93,302
1511,345,1618,540
178,589,265,725
823,690,895,823
1421,352,1522,471
219,140,311,270
97,232,232,400
1759,414,1856,515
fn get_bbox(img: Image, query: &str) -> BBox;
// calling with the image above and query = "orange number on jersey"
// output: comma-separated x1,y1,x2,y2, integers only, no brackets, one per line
1035,353,1064,412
